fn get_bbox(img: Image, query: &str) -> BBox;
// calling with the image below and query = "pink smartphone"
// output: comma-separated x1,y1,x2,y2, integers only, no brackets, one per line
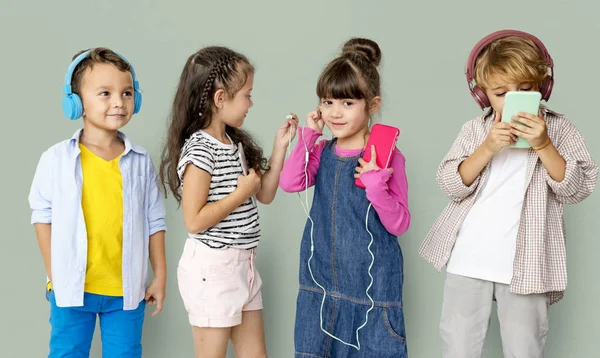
355,123,400,188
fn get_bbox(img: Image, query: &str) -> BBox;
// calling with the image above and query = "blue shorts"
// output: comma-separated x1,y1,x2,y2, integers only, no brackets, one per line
47,290,146,358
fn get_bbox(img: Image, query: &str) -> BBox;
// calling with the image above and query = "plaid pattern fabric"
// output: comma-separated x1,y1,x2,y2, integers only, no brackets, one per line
420,106,598,304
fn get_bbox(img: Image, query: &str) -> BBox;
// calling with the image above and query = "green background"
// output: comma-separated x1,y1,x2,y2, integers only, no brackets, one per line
1,0,598,356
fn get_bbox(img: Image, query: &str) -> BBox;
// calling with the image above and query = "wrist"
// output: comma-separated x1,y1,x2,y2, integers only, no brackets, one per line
152,272,167,282
479,141,495,158
271,144,286,158
533,138,552,151
232,187,251,203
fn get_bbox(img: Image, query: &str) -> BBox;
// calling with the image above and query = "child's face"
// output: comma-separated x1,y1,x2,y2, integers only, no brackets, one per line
319,98,370,141
79,63,135,132
484,74,539,116
220,74,254,128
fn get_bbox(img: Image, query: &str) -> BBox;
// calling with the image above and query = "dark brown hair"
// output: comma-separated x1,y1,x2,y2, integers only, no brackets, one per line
70,48,131,95
160,46,267,203
317,38,382,108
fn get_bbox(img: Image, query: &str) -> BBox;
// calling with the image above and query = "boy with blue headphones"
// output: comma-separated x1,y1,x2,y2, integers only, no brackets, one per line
28,48,166,357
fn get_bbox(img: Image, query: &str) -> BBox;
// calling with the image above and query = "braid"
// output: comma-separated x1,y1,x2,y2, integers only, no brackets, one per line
161,46,260,204
198,67,218,116
197,55,236,117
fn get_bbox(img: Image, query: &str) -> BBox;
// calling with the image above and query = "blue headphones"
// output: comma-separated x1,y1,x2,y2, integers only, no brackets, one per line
62,50,143,120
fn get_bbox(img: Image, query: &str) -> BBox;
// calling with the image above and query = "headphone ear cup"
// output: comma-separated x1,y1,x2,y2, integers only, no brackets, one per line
62,93,83,120
471,85,490,110
133,90,142,114
540,76,554,101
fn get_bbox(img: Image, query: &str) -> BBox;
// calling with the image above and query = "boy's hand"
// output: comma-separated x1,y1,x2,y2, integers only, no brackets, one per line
354,145,393,179
483,111,517,154
509,110,549,148
145,278,166,316
274,113,299,149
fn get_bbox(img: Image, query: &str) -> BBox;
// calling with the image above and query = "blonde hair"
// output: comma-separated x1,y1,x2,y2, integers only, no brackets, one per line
474,36,549,90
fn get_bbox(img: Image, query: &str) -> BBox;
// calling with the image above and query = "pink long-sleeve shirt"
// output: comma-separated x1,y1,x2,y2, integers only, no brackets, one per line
279,127,411,237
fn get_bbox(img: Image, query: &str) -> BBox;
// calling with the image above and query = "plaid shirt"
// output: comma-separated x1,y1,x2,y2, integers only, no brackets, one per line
420,106,598,304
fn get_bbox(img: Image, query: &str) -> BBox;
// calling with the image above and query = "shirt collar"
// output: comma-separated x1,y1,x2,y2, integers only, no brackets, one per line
68,129,146,156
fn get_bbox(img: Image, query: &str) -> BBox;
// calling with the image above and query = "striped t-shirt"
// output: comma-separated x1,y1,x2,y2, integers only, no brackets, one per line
177,130,260,249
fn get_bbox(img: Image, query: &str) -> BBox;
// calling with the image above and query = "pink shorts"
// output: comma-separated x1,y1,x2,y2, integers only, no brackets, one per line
177,238,263,328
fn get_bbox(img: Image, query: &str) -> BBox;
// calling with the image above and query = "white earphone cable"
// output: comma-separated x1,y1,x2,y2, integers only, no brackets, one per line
286,119,375,351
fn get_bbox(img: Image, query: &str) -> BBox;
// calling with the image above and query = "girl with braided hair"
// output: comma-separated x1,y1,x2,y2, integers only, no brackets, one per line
160,46,297,357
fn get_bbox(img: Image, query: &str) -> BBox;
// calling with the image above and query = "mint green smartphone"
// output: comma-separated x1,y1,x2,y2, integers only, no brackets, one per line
501,91,542,148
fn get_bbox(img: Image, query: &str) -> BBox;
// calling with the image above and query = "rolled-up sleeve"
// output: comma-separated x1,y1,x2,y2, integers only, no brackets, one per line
546,119,598,204
437,122,481,202
146,156,167,235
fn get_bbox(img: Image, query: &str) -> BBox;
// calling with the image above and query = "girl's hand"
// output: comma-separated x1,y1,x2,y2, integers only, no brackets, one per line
237,168,261,198
509,109,549,148
354,145,393,179
483,111,517,154
306,109,325,133
274,113,299,149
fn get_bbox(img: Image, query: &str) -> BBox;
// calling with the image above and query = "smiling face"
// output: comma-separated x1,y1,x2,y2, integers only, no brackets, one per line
315,46,382,149
318,96,380,149
79,63,135,132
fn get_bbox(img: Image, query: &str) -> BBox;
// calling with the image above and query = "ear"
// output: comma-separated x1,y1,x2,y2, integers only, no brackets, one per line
369,96,381,115
213,89,227,110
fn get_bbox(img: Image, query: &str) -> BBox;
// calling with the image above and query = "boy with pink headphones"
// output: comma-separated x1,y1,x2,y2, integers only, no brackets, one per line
420,30,598,357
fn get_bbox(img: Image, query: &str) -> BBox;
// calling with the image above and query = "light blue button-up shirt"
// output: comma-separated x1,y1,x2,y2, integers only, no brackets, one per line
28,129,167,310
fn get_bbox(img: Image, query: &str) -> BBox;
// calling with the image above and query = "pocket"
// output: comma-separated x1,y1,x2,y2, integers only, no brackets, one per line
193,245,240,281
203,262,236,281
382,306,406,342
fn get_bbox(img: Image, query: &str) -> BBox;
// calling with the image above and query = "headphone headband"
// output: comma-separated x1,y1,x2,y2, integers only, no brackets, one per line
465,30,555,109
62,48,142,119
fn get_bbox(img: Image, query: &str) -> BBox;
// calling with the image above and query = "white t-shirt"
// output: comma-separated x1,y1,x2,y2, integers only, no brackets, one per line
177,130,260,249
446,147,528,284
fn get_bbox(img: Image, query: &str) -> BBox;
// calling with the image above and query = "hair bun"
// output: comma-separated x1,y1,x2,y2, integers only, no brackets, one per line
342,38,382,67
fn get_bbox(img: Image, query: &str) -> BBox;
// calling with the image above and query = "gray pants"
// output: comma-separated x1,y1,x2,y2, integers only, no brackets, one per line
440,273,549,358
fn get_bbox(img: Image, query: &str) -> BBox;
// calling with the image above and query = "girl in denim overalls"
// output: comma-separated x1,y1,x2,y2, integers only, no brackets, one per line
280,38,412,357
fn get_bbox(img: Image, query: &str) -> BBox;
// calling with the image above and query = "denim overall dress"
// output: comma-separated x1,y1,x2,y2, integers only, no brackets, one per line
294,139,408,358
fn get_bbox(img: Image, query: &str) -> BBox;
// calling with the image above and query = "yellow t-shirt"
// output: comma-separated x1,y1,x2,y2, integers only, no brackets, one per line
78,143,124,296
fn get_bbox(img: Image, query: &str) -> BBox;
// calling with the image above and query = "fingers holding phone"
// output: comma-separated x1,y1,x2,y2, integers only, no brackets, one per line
354,124,399,188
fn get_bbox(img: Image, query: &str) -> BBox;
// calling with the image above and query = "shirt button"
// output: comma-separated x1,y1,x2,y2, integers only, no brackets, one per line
79,267,84,272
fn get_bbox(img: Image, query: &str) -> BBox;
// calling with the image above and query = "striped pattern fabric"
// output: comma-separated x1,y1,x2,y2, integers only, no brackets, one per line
420,106,598,304
178,130,260,249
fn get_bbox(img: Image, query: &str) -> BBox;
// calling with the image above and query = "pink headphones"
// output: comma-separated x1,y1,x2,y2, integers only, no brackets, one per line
465,29,555,110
